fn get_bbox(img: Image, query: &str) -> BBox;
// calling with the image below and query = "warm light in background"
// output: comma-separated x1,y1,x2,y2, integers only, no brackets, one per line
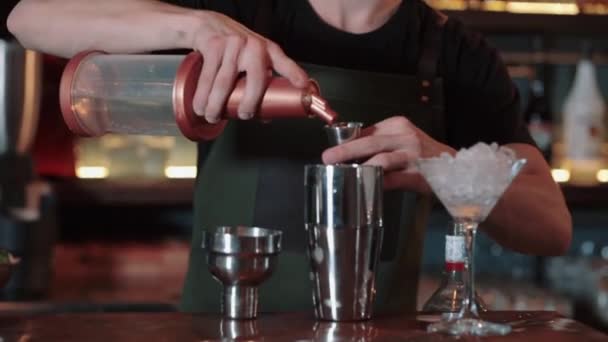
551,169,571,183
425,0,588,14
76,166,109,179
505,1,579,14
483,0,508,11
597,169,608,183
425,0,469,10
164,166,197,179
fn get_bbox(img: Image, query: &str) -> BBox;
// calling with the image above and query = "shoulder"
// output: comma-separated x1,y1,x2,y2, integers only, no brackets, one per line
439,18,514,102
439,15,507,89
433,14,534,147
438,14,517,111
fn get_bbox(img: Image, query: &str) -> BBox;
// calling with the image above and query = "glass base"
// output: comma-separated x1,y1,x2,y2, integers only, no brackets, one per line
427,318,512,336
422,283,487,314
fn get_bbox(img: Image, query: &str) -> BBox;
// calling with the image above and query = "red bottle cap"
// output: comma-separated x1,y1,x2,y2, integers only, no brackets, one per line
59,50,107,137
445,261,465,272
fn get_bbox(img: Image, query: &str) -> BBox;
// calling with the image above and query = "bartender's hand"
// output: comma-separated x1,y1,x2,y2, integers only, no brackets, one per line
191,11,309,123
321,116,456,192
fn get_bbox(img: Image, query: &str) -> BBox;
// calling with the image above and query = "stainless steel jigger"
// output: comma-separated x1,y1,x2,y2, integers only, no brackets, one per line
324,122,363,146
304,164,384,321
202,226,282,319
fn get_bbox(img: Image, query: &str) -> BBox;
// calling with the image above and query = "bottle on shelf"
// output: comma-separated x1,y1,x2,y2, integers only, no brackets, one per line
422,222,486,316
562,41,606,186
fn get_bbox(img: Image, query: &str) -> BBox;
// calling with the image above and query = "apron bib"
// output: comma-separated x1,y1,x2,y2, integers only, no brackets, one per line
180,4,447,315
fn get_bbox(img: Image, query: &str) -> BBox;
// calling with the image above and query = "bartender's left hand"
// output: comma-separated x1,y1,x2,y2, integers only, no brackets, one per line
322,116,456,192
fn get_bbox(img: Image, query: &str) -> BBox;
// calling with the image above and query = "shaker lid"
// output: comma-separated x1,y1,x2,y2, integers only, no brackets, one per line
173,52,227,141
59,50,106,137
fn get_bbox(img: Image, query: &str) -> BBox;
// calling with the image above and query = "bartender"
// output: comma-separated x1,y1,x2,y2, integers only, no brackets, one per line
7,0,572,314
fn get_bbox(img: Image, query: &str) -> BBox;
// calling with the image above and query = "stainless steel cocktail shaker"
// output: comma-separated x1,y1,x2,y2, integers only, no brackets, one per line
304,164,384,321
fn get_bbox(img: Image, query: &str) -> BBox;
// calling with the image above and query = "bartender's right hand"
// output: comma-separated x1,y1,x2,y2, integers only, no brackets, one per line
191,11,309,123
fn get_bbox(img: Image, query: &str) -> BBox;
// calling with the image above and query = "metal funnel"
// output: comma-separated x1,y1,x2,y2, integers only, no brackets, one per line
202,226,282,320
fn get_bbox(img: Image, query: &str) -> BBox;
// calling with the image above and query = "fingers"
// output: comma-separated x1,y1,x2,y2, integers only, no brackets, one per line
237,38,270,118
322,135,411,165
266,41,308,88
193,36,223,119
190,12,306,123
204,35,244,123
360,116,417,137
192,36,302,122
363,151,413,172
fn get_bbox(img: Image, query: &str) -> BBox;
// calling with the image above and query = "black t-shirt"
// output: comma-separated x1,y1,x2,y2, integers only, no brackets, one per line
1,1,20,39
164,0,534,148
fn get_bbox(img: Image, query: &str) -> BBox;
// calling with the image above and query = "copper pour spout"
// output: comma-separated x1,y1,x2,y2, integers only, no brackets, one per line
224,77,339,124
309,94,339,124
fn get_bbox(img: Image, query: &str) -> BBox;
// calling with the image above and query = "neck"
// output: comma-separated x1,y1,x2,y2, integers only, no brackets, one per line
307,0,402,34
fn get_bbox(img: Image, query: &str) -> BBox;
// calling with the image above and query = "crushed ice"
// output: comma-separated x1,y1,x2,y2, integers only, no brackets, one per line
417,142,523,220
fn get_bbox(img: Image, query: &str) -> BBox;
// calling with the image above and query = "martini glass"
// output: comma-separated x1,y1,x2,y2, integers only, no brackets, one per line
416,143,527,336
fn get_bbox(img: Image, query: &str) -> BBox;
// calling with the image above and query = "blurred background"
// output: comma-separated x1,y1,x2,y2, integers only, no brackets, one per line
1,0,608,334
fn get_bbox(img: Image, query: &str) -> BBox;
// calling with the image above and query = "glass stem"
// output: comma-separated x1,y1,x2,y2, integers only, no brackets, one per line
459,219,479,318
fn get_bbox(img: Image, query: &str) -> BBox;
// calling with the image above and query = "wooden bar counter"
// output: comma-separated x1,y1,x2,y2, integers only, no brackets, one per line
0,310,605,341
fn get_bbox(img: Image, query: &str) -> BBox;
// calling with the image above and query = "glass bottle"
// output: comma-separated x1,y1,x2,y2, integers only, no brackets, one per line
422,221,487,316
563,41,606,185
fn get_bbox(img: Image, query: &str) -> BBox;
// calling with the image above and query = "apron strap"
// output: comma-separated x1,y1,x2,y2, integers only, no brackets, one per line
385,193,433,314
416,10,447,106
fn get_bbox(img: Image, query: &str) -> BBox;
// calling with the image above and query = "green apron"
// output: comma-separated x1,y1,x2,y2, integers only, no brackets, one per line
180,6,447,315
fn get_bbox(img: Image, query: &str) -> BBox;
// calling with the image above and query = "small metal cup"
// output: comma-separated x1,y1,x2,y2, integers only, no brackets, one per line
324,122,363,147
202,226,282,320
304,164,384,321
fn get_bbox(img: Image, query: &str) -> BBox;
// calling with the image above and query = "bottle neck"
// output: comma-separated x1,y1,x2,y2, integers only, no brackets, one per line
444,266,465,288
444,227,465,280
571,59,603,100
